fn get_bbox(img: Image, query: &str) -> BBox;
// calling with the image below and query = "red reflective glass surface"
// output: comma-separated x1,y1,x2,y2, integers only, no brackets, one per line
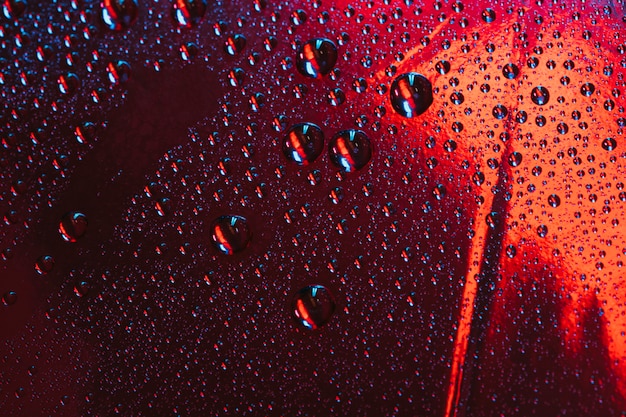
1,1,626,415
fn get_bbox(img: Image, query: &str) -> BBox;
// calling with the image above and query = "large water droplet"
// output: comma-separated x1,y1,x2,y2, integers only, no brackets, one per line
101,0,138,31
211,215,252,255
328,130,372,172
172,0,207,28
389,73,433,118
291,285,335,330
531,86,550,105
282,123,324,165
58,211,88,242
295,38,338,79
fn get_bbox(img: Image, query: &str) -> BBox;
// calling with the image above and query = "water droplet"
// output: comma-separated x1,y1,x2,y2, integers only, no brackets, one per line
502,63,519,79
282,123,324,166
73,281,89,297
2,0,26,19
328,130,372,172
107,60,131,85
481,8,496,23
292,285,335,330
581,82,595,97
508,152,522,167
101,0,138,31
57,73,79,95
35,255,55,275
531,86,550,105
211,215,252,255
58,211,88,242
2,291,17,306
537,224,548,238
435,60,451,75
172,0,207,28
492,104,508,120
295,38,338,79
602,137,617,151
389,73,433,118
224,34,247,56
548,194,561,208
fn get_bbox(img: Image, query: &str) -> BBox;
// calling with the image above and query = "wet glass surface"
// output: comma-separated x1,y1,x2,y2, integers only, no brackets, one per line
1,1,626,416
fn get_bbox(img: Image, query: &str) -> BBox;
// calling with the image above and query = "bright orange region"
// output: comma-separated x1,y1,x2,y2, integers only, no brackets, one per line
367,3,626,414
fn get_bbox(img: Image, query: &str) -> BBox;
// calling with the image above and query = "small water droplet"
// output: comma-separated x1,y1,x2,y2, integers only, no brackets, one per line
106,60,131,85
2,290,17,306
59,211,88,242
35,255,55,275
57,73,79,95
224,34,246,56
328,130,372,172
172,0,207,28
435,60,451,75
502,63,519,79
581,82,595,97
548,194,561,208
211,215,252,255
492,104,508,120
389,72,433,118
295,38,338,79
531,86,550,105
292,285,335,330
101,0,138,31
3,0,26,18
602,137,617,151
282,123,324,166
73,281,89,297
481,8,496,23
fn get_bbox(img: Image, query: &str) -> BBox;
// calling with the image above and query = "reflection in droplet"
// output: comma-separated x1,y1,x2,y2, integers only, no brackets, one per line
531,86,550,106
172,0,207,28
329,130,372,173
101,0,138,31
59,211,88,242
389,73,433,118
295,38,338,79
292,285,335,330
211,215,252,255
282,123,324,166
